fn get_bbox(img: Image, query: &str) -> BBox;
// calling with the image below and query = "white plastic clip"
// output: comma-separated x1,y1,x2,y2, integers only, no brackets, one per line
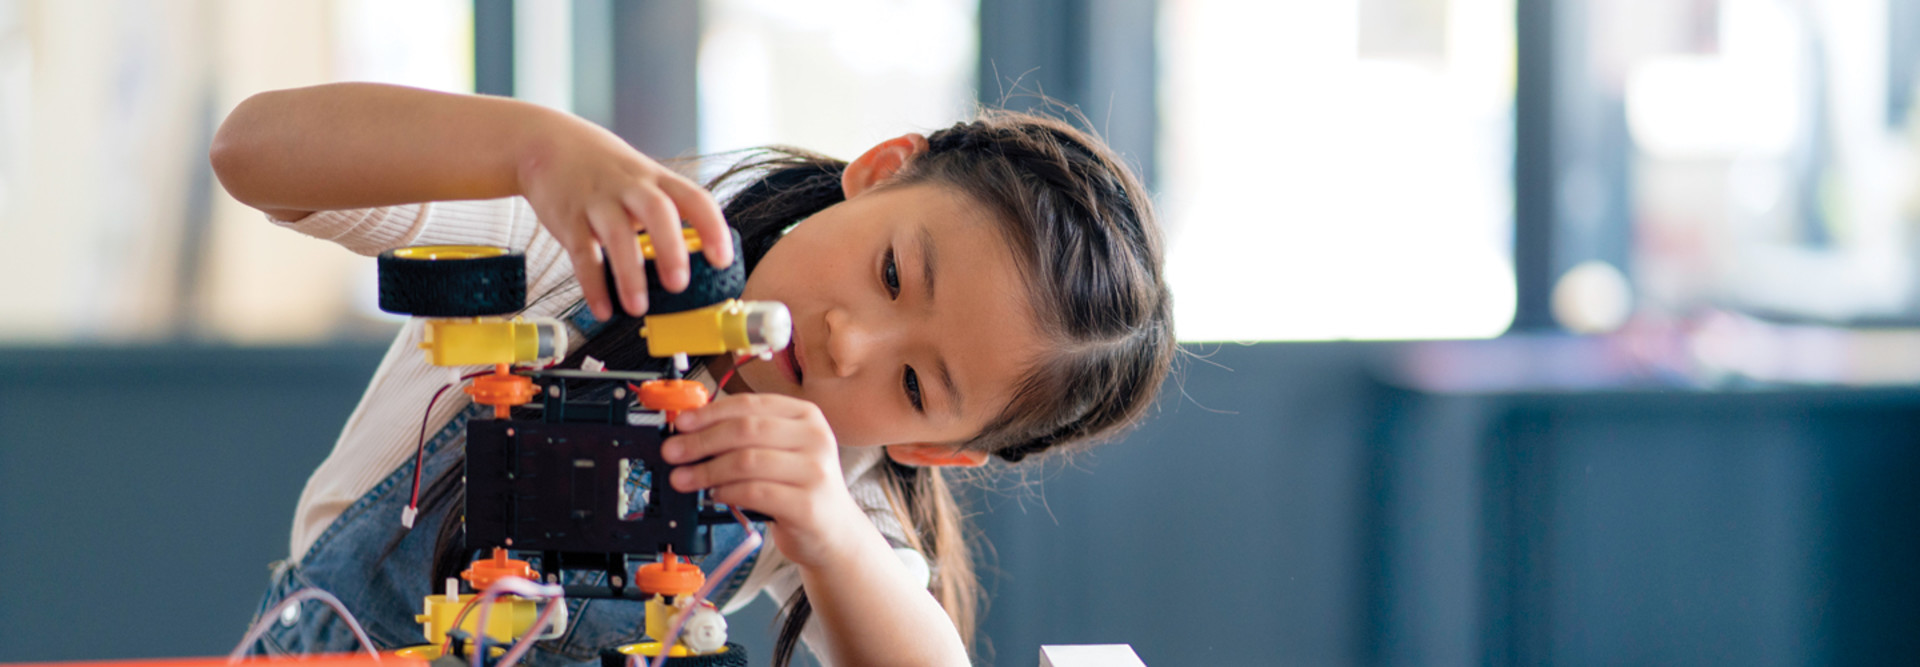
400,506,418,529
582,355,607,372
673,353,690,374
539,601,570,639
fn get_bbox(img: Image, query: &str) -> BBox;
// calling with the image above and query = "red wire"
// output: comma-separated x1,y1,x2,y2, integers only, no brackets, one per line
713,353,751,394
441,593,486,655
410,370,499,511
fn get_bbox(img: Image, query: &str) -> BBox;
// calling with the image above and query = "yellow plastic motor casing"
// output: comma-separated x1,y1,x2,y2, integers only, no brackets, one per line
640,301,748,358
640,299,789,359
416,592,540,646
420,318,553,367
643,595,677,645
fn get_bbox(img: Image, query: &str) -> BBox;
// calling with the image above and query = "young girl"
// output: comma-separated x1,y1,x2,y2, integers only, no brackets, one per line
211,82,1173,667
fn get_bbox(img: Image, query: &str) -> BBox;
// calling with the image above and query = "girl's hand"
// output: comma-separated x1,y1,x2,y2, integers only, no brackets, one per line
660,394,868,568
515,114,733,320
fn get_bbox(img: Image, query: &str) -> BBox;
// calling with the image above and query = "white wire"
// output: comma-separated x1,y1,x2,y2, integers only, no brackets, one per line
228,587,380,663
643,508,762,667
470,576,566,667
495,597,567,667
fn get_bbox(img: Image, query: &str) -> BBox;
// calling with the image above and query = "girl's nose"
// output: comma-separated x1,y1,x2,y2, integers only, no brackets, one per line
822,307,892,378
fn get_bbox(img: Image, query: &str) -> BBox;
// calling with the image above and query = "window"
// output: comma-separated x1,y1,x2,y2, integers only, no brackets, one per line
698,0,978,160
1158,0,1517,341
0,0,471,344
1601,0,1918,324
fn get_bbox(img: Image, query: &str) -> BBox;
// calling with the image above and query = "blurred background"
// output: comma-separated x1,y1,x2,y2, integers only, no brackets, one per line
2,0,1918,665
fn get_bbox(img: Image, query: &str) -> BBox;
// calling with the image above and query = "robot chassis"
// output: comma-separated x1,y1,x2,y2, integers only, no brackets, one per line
377,229,784,667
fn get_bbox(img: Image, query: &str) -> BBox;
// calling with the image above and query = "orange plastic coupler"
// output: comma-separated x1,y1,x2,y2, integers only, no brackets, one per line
465,363,536,418
637,379,709,424
463,547,538,589
635,548,706,597
636,549,707,642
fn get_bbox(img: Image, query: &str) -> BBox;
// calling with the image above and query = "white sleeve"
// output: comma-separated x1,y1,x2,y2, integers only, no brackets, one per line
268,198,539,256
746,547,933,667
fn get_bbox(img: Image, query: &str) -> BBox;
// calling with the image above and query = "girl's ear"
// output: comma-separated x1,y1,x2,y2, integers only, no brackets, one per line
887,443,989,468
843,133,930,199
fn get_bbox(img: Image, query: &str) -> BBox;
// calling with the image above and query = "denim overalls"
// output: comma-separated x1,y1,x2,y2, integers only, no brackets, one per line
245,404,763,667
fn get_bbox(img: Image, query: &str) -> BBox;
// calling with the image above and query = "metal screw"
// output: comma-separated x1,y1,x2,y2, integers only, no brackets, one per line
548,386,561,397
613,387,627,399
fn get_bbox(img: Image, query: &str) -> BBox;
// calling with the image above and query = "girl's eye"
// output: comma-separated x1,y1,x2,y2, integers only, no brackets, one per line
882,247,901,298
904,366,925,412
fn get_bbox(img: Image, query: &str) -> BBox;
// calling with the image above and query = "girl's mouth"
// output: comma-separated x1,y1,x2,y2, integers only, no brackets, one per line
786,338,805,385
775,333,804,386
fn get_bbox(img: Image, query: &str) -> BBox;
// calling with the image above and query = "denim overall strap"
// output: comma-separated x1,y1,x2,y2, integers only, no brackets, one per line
247,406,767,667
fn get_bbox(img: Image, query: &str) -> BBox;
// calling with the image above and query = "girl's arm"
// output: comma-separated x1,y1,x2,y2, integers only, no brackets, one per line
209,82,732,320
665,395,971,667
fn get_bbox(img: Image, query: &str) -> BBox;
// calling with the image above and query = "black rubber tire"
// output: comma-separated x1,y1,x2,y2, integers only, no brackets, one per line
606,228,745,318
377,247,527,317
600,642,748,667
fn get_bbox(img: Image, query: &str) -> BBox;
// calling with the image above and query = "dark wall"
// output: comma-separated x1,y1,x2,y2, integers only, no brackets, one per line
0,347,384,660
970,343,1920,666
972,342,1379,666
3,343,1917,666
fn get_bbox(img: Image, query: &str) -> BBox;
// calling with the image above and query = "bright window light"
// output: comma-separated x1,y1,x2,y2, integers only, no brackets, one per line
1159,0,1516,341
697,0,977,160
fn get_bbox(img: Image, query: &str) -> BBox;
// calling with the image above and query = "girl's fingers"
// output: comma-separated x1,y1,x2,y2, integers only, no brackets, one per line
663,412,822,463
669,448,819,492
588,202,647,315
624,187,689,293
707,480,809,518
658,175,734,269
555,223,613,321
675,394,818,432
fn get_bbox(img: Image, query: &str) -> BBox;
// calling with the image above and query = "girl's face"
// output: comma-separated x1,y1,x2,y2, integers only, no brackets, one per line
733,182,1046,449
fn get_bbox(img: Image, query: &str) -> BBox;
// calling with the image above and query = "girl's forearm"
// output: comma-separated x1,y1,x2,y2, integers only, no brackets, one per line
798,527,971,667
210,82,566,219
